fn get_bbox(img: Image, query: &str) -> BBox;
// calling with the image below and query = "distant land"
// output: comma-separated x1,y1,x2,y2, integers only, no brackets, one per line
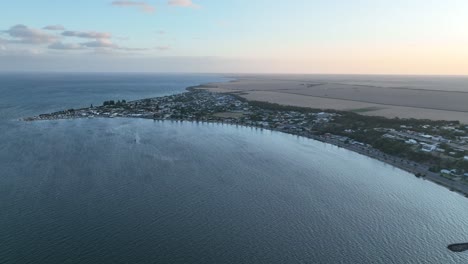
203,75,468,124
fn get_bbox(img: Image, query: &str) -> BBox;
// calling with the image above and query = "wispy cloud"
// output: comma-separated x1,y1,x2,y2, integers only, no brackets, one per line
62,31,112,39
0,47,43,56
48,39,149,53
81,39,148,52
118,46,151,51
1,24,149,54
168,0,199,8
2,24,57,44
43,25,65,31
48,42,83,50
81,39,116,48
156,46,170,51
111,1,155,13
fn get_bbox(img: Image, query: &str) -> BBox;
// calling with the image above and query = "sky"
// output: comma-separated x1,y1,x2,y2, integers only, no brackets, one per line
1,0,468,74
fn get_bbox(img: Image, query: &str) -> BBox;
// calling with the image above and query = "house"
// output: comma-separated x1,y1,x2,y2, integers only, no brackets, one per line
441,169,451,175
405,139,418,145
351,141,365,146
421,144,437,152
338,136,349,142
464,156,468,161
440,138,452,143
316,112,332,119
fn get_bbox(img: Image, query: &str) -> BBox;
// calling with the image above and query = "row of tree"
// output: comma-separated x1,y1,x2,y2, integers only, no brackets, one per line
102,100,127,106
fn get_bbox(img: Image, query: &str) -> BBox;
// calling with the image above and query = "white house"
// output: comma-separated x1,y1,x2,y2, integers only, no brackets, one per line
421,144,437,152
383,134,396,139
421,134,433,139
316,112,332,120
441,169,451,175
464,156,468,161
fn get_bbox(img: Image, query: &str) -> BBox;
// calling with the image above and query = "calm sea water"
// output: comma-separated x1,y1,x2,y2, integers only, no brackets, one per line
1,73,468,263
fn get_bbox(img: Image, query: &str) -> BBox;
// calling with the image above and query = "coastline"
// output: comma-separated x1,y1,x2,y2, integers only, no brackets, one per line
192,82,468,198
23,81,468,198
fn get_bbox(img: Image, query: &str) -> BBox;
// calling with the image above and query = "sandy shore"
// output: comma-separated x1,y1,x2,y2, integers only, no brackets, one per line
203,75,468,123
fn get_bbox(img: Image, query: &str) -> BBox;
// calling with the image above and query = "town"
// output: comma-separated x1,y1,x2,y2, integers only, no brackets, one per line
25,87,468,195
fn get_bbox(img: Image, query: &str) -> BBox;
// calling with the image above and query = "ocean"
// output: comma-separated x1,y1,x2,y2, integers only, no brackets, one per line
1,73,468,263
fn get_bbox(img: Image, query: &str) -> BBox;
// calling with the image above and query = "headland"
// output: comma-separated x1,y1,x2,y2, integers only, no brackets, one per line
24,83,468,197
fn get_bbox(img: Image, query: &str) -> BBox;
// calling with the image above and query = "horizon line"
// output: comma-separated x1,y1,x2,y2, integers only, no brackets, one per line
1,70,468,77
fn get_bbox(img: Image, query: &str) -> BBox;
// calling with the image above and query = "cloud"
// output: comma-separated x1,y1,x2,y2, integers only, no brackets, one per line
79,39,145,51
48,42,83,50
118,47,150,51
168,0,199,8
81,39,116,48
156,46,170,51
62,31,112,39
50,38,148,52
111,1,155,13
0,47,43,56
2,24,57,44
1,25,148,54
43,25,65,31
156,30,166,35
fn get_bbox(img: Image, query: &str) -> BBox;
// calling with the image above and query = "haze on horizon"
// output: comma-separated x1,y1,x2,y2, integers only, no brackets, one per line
1,0,468,75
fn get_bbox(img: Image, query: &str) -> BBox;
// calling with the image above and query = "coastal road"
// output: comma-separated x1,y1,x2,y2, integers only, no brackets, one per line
314,136,468,197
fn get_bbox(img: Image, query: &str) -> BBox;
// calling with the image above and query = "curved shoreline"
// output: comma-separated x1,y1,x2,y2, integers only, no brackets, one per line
23,82,468,198
30,113,468,198
167,118,468,198
190,83,468,198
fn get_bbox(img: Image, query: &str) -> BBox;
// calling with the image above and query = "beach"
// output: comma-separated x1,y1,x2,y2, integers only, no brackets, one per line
203,75,468,123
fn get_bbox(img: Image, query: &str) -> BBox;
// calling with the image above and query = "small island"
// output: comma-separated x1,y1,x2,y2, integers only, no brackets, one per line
24,85,468,197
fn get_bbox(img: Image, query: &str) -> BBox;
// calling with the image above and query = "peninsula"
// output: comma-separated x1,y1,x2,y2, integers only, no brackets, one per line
25,85,468,197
